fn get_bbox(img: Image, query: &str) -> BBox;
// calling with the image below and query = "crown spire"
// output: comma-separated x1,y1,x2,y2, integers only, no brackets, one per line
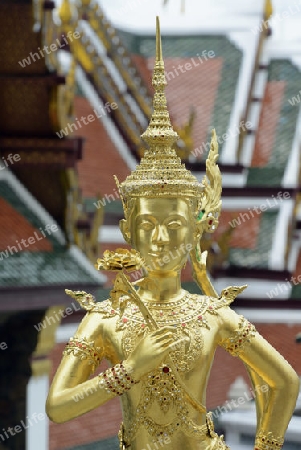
141,16,179,147
156,16,163,62
115,17,205,217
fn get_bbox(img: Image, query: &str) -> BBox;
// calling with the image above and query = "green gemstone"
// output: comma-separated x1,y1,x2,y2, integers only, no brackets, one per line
197,210,205,221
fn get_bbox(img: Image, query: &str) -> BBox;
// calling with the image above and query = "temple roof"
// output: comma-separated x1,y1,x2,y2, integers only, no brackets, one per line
247,59,301,187
119,32,243,161
0,170,104,305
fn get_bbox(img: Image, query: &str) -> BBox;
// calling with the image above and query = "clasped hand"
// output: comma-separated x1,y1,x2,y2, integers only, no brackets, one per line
124,326,188,380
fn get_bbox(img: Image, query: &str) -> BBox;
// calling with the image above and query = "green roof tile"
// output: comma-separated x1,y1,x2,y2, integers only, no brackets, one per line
0,249,100,287
229,210,278,269
246,167,285,187
182,281,203,295
0,179,102,288
0,180,61,248
117,32,242,158
104,199,123,215
290,284,301,300
247,60,301,187
65,435,119,450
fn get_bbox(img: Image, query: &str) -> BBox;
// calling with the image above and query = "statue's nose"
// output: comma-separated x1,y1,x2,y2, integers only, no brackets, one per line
152,224,169,244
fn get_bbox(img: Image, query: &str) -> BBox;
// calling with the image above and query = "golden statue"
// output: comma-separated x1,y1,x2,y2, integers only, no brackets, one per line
46,18,300,450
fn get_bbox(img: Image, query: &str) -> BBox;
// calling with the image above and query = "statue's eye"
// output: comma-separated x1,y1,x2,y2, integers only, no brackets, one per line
139,221,154,231
167,220,182,230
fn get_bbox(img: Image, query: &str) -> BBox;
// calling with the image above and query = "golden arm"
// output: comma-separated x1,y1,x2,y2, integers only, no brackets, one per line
46,309,183,423
46,311,116,423
190,245,280,434
219,307,300,444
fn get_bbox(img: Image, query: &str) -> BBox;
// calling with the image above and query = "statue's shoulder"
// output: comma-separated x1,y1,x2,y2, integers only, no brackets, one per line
65,289,119,318
204,285,248,312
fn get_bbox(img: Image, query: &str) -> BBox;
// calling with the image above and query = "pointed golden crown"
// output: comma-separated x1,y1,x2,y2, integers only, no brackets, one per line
115,17,204,214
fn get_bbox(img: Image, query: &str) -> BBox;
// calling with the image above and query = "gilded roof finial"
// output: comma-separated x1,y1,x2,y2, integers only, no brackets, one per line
141,16,179,148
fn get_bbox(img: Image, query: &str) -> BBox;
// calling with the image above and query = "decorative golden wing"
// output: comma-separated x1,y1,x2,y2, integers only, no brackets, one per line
197,129,222,235
219,285,248,305
65,289,96,311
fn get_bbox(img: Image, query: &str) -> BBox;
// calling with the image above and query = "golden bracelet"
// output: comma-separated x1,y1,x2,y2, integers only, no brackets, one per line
98,362,139,396
255,430,284,450
63,336,103,372
221,316,256,356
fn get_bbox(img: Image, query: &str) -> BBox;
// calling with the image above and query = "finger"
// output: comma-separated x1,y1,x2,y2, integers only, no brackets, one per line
168,337,188,350
155,332,175,343
157,336,178,347
150,326,177,337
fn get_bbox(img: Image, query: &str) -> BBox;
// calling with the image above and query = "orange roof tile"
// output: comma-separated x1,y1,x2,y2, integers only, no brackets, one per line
215,210,261,250
131,54,153,93
73,97,130,199
0,197,52,251
251,81,286,167
148,57,223,157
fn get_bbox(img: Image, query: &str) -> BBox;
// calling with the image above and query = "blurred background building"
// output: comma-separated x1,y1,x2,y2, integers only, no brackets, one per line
0,0,300,449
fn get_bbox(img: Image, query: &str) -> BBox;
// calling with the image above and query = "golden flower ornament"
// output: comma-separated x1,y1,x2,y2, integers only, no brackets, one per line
95,248,144,272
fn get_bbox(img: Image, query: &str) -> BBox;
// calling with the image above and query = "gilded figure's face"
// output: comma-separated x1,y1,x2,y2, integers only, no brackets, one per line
128,197,195,274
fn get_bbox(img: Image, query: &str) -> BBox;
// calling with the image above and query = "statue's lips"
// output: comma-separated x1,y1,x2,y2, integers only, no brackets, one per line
149,251,168,257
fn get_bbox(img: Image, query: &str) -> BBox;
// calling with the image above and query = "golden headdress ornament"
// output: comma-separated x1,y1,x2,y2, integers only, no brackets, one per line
115,17,222,234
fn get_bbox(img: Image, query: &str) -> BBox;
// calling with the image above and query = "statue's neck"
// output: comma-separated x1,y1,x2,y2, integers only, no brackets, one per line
137,271,183,303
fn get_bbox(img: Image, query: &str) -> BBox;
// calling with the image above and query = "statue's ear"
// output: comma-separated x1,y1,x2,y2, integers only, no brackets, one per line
119,219,131,244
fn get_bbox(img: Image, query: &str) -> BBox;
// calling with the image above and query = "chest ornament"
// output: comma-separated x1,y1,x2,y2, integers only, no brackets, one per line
119,293,216,373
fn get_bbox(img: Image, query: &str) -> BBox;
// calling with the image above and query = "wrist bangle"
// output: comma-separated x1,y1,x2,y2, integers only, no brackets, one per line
255,430,284,450
98,362,139,396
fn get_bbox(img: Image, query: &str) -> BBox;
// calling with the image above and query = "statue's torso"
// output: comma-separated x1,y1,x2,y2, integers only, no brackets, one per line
94,293,228,449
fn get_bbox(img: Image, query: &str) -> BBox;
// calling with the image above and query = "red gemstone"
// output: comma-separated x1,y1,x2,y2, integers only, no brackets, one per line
162,366,169,373
122,318,128,323
198,315,203,320
208,220,213,225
